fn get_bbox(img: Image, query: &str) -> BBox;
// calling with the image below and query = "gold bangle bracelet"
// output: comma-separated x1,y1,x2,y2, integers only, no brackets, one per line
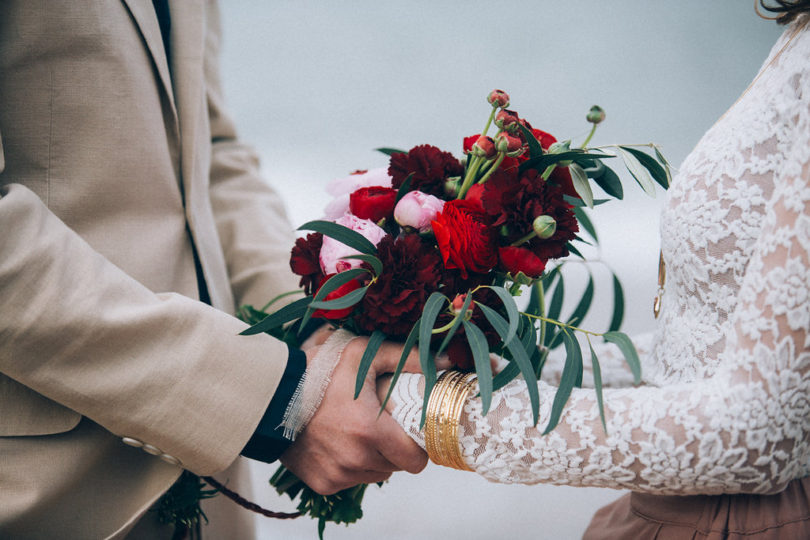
424,370,476,471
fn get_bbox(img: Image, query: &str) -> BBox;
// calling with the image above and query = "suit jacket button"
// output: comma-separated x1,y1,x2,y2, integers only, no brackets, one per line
122,437,144,448
160,453,181,466
142,444,162,455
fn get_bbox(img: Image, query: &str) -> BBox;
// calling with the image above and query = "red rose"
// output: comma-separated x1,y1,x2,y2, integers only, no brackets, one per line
312,275,362,320
498,246,546,278
290,232,324,295
349,186,397,223
432,199,497,279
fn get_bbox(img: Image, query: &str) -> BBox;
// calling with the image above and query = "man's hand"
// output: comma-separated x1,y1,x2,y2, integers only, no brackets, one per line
279,338,428,495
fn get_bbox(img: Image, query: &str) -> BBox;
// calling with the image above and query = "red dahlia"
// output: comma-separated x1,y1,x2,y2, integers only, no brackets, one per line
482,168,578,263
289,232,324,295
353,234,443,339
388,144,464,199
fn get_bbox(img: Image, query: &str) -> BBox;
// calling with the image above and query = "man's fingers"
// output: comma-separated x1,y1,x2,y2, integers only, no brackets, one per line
373,411,428,474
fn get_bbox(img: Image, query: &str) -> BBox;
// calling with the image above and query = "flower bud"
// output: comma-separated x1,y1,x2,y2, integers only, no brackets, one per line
494,131,523,155
548,140,572,166
487,89,510,108
394,190,446,233
586,105,605,125
451,294,474,318
471,135,497,159
494,109,520,133
444,177,461,198
532,215,557,239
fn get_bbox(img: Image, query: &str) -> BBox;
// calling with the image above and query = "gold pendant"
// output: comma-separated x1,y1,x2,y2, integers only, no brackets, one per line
654,250,665,319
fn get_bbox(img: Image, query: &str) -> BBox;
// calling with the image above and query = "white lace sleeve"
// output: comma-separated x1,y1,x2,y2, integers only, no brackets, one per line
391,20,810,494
392,138,810,495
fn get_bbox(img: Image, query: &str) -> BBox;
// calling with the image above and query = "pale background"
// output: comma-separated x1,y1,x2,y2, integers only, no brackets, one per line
216,2,783,539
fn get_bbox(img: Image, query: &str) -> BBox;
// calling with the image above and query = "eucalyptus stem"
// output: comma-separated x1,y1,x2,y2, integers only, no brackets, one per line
535,282,546,348
522,312,603,338
511,229,537,247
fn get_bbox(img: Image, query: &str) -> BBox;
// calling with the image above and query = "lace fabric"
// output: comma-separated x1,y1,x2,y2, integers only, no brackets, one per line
391,17,810,495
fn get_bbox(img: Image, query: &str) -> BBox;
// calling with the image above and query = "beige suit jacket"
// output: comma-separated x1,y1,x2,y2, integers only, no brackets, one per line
0,1,300,537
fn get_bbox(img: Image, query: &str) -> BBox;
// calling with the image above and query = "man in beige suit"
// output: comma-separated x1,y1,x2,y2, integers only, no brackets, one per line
0,1,425,538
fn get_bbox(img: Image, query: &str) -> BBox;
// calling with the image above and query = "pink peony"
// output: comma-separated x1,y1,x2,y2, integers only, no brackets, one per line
323,168,393,219
319,213,388,274
394,191,445,232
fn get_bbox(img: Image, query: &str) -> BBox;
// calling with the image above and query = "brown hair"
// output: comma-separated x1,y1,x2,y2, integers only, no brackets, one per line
760,0,810,24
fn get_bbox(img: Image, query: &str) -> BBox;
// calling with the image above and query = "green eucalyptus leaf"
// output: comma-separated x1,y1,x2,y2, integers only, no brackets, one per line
573,206,598,242
462,320,494,415
609,272,625,332
519,151,612,175
240,296,311,336
354,330,386,399
549,274,593,349
545,273,565,347
376,147,407,156
569,163,594,208
517,123,544,158
477,303,534,403
418,292,448,428
379,319,421,413
622,146,669,191
604,331,641,384
506,333,540,425
616,147,656,197
589,341,608,433
340,254,383,276
299,269,368,331
563,195,611,207
483,286,519,345
592,165,624,199
566,242,585,260
307,286,367,310
653,145,673,189
543,331,583,434
299,220,378,255
436,291,472,356
526,281,543,318
394,173,414,204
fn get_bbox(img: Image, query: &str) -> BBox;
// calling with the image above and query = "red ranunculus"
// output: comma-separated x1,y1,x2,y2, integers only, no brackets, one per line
290,232,324,295
388,144,464,199
349,186,397,223
432,199,497,279
311,275,362,320
498,246,546,278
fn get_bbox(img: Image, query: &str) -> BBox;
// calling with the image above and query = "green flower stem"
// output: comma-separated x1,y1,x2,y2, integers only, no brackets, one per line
580,123,598,149
482,106,498,138
511,229,537,247
540,164,557,181
476,152,505,185
458,157,484,199
522,312,604,338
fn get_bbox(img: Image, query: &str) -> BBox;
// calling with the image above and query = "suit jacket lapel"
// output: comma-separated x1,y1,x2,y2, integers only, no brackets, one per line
168,0,205,207
120,0,178,124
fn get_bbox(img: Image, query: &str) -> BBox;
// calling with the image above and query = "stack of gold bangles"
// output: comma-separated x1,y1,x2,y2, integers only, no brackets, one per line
424,370,476,471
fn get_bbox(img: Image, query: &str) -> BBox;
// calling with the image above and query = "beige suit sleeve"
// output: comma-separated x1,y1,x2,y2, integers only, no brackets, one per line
0,182,288,476
203,2,301,310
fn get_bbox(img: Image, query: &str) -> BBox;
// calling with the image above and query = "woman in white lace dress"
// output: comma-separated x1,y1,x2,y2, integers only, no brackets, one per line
380,3,810,536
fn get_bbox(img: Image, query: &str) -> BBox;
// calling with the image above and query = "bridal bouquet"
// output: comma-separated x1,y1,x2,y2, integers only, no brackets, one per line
240,89,670,536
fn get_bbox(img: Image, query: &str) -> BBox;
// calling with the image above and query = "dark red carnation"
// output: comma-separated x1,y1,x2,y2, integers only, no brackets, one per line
482,168,578,263
290,232,324,295
498,246,546,278
354,234,443,338
432,199,498,279
311,275,363,320
388,144,464,199
349,186,397,223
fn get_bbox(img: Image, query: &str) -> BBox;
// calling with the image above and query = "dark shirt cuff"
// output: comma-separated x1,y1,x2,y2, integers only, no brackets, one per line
241,347,307,463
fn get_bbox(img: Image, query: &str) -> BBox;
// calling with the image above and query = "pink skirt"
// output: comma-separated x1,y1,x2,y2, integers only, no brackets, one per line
583,477,810,539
